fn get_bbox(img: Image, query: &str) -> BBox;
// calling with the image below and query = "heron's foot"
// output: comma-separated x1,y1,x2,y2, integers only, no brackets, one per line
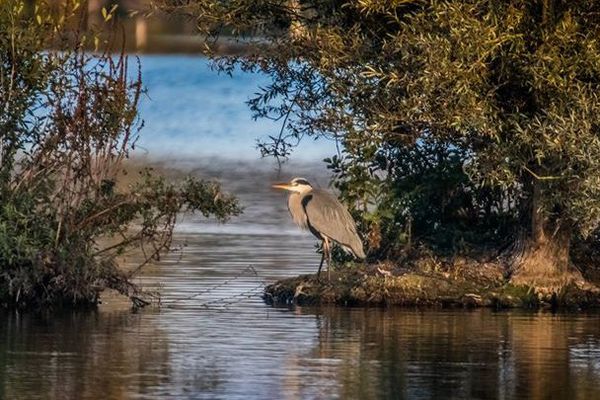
314,273,331,284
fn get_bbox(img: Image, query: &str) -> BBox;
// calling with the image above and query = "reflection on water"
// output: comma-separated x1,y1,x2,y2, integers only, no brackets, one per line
2,306,600,399
300,308,600,400
2,161,600,400
0,311,170,399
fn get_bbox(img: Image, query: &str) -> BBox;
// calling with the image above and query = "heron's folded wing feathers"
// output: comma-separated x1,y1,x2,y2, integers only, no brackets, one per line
302,189,365,258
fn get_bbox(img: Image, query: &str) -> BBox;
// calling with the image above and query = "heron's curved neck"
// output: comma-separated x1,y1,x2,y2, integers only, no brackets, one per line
288,192,309,229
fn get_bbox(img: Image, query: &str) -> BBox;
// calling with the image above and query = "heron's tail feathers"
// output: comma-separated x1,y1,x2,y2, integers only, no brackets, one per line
352,245,366,260
336,232,366,260
340,241,366,259
349,239,366,260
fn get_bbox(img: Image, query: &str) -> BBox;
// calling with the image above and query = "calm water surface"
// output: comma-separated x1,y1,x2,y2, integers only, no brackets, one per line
1,56,600,399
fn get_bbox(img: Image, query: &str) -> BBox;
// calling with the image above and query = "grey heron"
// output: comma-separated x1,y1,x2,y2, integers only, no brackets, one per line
272,177,366,279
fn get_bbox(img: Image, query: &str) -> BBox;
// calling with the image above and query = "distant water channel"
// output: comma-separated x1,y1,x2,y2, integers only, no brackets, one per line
1,56,600,400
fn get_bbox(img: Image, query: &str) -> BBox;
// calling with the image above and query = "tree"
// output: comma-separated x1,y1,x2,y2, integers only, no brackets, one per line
0,1,240,309
160,0,600,291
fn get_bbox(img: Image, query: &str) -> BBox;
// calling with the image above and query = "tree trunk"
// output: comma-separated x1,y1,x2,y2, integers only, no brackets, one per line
510,181,583,292
87,0,105,30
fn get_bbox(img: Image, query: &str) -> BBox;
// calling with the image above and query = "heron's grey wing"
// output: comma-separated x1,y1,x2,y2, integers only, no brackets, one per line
302,189,366,259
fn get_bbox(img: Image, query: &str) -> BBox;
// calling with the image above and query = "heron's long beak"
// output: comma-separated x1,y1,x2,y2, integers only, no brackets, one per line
272,182,292,191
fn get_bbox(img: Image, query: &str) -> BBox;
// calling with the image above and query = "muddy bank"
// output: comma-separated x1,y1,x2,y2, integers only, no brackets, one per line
264,259,600,309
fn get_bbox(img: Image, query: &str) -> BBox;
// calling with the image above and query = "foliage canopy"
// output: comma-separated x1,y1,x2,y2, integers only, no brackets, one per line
161,0,600,286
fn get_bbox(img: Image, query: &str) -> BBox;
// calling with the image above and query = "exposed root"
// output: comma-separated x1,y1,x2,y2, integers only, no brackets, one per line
509,268,587,298
507,242,594,297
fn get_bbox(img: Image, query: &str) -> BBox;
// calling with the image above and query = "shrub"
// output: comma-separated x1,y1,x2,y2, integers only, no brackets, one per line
0,1,240,309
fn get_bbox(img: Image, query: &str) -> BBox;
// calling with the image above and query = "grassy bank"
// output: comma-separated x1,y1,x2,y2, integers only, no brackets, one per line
264,258,600,309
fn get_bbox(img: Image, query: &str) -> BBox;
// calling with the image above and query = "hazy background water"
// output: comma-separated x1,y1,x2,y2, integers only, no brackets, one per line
1,56,600,400
134,54,338,161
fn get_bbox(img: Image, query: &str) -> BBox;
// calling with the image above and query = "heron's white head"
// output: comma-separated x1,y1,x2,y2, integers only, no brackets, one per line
272,177,313,194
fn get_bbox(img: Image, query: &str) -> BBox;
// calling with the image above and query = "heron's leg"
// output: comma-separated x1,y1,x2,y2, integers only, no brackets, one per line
324,237,332,282
317,246,325,278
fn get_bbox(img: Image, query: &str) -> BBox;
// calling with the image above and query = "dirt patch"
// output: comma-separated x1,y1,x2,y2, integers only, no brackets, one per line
264,257,600,309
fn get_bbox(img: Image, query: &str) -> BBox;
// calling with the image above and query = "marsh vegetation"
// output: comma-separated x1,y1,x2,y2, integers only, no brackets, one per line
0,1,239,309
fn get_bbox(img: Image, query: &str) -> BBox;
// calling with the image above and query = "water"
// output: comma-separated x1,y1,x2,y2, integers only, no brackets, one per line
2,56,600,399
134,55,338,161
